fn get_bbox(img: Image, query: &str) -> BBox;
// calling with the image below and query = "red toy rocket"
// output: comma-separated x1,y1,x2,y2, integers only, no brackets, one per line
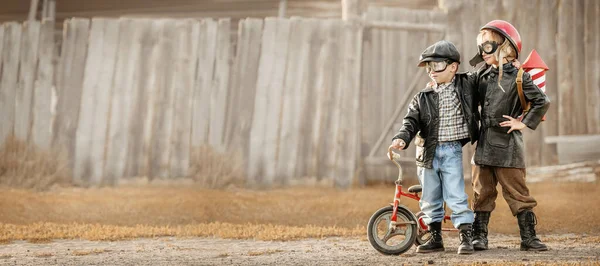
522,49,549,93
521,49,548,120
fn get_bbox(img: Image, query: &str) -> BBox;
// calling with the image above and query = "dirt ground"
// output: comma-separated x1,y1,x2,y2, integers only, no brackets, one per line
1,181,600,265
1,234,599,265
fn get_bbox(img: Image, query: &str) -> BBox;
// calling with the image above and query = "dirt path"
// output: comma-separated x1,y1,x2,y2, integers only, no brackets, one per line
1,234,599,265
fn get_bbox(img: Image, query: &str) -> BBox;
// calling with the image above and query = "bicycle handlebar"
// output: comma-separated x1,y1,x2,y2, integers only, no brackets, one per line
387,145,404,184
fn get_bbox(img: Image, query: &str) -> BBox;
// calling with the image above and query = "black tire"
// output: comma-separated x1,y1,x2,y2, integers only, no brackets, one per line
367,205,418,255
414,211,432,247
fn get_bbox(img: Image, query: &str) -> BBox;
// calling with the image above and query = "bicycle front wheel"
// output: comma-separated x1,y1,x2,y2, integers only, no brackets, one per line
367,205,418,255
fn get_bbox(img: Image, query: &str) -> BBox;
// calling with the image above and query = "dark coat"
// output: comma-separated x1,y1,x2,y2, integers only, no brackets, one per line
392,73,479,169
473,63,550,168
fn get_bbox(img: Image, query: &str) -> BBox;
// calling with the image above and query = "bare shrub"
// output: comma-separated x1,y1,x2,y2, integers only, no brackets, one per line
0,136,71,190
189,146,245,188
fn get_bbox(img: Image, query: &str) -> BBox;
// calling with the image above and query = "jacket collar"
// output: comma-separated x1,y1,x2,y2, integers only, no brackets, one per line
482,62,517,76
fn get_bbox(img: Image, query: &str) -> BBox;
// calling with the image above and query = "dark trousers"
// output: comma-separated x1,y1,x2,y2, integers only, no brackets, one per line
471,165,537,216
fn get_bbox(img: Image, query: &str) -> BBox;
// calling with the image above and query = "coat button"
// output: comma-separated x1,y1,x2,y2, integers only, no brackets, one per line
485,101,490,106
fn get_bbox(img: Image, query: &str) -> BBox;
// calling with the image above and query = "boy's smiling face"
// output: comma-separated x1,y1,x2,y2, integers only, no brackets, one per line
426,61,457,84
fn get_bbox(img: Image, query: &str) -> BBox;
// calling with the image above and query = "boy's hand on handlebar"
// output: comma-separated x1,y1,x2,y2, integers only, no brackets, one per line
391,139,406,150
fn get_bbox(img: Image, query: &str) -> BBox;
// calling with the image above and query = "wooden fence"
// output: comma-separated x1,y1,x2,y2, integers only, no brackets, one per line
0,16,364,187
1,0,599,187
0,18,235,185
242,18,362,187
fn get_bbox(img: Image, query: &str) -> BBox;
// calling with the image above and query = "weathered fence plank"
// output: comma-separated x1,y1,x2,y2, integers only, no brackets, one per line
584,0,600,134
308,19,337,180
276,18,315,183
380,8,393,146
224,18,264,158
31,20,55,150
15,21,40,141
74,18,120,185
191,19,218,148
169,19,198,177
363,7,383,155
332,20,362,187
572,1,588,134
0,23,21,144
597,0,600,135
208,19,232,152
557,0,575,136
248,18,291,185
53,18,89,169
149,19,177,179
124,19,160,178
537,0,559,166
104,19,144,182
295,18,325,181
137,20,167,180
0,26,4,79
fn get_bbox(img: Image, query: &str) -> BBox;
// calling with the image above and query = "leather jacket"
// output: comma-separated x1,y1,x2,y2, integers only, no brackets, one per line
473,63,550,168
393,73,479,169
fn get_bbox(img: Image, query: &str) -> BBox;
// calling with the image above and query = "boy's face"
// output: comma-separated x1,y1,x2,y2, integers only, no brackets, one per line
426,61,457,84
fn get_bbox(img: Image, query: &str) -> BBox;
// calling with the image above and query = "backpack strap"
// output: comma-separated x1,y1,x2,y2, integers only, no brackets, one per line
516,67,530,113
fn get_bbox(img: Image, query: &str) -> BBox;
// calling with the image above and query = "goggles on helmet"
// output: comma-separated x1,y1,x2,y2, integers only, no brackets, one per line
425,60,452,73
478,41,499,55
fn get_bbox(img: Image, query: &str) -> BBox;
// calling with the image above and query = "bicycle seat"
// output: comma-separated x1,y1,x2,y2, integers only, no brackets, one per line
408,185,422,193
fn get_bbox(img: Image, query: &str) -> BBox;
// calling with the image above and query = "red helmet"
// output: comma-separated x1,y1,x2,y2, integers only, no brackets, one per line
481,20,522,58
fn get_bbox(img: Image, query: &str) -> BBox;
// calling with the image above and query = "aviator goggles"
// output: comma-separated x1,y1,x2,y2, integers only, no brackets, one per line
478,41,499,55
425,60,453,73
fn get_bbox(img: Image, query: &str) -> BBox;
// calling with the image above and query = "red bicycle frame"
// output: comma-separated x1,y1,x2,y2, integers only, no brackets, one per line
390,183,420,223
388,146,456,232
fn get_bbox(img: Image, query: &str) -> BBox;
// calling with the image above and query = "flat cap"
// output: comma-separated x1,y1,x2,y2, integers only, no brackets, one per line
418,40,461,67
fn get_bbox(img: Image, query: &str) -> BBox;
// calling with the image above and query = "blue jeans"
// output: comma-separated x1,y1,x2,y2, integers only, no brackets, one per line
417,141,474,228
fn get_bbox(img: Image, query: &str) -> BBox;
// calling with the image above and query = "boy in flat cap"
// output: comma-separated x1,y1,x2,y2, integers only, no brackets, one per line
390,40,479,255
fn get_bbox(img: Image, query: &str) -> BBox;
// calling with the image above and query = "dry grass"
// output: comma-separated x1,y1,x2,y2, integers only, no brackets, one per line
188,146,245,189
0,136,71,190
72,249,109,256
0,181,600,242
0,223,363,243
0,139,246,189
0,254,13,259
27,238,53,244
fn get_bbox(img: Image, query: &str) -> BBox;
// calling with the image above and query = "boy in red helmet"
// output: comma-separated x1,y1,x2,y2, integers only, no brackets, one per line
468,20,550,252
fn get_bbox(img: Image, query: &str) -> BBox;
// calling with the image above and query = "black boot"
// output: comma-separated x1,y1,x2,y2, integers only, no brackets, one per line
517,210,548,251
416,222,444,253
472,211,490,250
457,224,474,254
